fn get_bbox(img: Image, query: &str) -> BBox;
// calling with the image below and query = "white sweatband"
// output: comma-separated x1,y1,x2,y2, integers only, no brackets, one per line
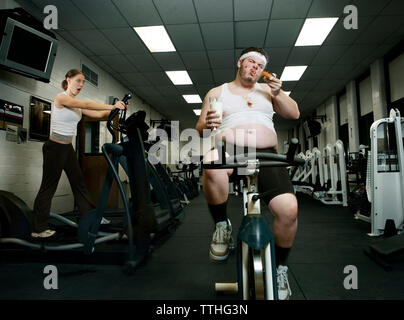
239,51,267,66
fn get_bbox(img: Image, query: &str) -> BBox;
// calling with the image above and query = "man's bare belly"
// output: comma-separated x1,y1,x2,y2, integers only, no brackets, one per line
215,123,278,149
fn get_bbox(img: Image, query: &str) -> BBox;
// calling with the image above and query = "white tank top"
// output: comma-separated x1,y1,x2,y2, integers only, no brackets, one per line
219,83,275,133
51,92,82,136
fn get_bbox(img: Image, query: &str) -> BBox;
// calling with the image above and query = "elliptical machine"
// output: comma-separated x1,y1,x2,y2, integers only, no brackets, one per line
0,93,158,274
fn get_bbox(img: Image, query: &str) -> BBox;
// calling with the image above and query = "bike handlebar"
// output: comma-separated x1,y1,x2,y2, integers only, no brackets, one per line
201,138,305,169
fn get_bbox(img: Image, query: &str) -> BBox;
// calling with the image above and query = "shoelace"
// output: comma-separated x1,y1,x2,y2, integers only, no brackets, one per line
213,224,226,244
277,266,292,295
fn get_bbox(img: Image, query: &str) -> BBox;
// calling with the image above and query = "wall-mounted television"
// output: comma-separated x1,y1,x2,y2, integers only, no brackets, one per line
0,10,58,83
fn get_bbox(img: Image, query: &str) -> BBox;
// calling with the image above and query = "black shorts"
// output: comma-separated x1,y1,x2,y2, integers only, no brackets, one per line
209,144,295,204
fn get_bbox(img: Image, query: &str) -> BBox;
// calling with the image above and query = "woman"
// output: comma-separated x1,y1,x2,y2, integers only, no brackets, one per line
31,69,127,238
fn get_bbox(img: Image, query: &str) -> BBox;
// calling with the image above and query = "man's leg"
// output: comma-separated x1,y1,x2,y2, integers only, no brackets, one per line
269,192,298,300
202,148,234,260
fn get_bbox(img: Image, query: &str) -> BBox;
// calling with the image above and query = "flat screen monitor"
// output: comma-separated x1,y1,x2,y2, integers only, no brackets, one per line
0,17,58,82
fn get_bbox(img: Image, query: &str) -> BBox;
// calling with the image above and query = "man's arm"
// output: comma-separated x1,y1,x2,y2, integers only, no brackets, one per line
195,86,222,136
271,90,300,120
262,78,300,120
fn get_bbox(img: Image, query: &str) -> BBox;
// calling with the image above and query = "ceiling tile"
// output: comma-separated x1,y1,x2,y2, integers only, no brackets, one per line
154,0,197,24
143,72,173,86
300,66,332,80
265,47,291,66
73,30,120,55
380,0,404,15
71,0,128,28
156,85,180,97
290,90,309,102
112,0,162,26
126,54,162,72
207,50,235,69
212,69,236,84
336,44,378,66
188,70,215,84
293,80,320,92
200,22,234,50
271,0,312,19
311,45,349,66
352,0,392,16
101,28,149,54
179,51,211,70
166,24,205,51
133,86,161,97
235,21,268,48
307,0,353,18
287,47,321,65
234,0,273,21
354,16,404,45
324,64,357,80
88,56,116,74
152,52,185,70
323,17,373,46
193,0,233,23
120,72,152,86
98,55,138,72
56,31,96,56
383,23,404,45
176,85,198,95
265,19,304,47
196,84,215,99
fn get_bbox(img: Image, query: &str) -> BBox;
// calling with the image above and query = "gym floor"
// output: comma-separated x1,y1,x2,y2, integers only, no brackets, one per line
1,192,404,300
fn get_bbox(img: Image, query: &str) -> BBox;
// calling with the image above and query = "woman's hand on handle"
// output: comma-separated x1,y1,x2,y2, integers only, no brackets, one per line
114,101,127,110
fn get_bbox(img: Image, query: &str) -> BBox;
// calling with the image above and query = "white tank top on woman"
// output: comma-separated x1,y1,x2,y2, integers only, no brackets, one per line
218,82,276,134
51,92,82,137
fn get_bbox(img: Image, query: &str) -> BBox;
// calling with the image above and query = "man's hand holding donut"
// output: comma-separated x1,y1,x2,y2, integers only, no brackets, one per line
262,71,282,97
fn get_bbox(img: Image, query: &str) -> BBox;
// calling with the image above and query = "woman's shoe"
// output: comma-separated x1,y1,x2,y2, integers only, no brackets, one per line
31,229,56,238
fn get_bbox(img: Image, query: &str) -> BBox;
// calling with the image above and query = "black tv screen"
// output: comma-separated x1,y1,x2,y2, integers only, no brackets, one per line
7,25,52,72
0,17,58,82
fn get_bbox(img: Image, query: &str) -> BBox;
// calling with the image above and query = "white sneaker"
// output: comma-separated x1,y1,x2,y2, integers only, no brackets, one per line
209,220,234,261
277,265,292,300
31,229,56,238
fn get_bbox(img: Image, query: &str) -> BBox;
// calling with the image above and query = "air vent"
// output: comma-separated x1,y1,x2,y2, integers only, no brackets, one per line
82,64,98,87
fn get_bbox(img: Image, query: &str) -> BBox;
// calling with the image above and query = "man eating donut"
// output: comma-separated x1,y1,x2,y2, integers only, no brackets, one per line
196,47,300,300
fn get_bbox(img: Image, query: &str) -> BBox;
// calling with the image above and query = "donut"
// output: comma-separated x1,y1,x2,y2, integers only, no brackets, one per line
261,71,275,82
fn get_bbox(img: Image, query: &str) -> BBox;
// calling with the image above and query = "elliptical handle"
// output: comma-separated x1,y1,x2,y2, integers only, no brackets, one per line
118,93,132,125
107,93,132,143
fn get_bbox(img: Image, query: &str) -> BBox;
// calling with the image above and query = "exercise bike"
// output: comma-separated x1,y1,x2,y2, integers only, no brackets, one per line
202,139,304,300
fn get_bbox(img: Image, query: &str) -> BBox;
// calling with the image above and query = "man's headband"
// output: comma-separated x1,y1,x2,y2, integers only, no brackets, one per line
238,51,268,66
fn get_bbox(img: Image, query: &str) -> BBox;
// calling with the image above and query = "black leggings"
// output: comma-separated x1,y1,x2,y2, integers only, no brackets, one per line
32,140,95,233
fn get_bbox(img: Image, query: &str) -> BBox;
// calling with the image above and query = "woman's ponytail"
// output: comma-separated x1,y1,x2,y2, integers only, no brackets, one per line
61,69,84,90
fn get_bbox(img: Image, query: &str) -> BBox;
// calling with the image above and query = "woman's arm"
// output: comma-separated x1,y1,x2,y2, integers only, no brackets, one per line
81,109,110,120
55,93,114,111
